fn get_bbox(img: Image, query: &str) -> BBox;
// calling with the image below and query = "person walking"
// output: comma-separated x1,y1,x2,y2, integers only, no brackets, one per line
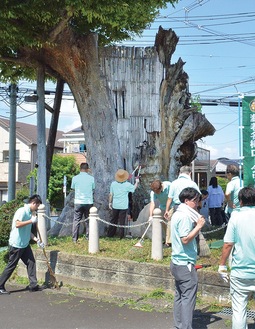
149,179,171,247
0,194,44,294
225,164,243,219
108,169,139,239
170,187,205,329
207,177,224,226
218,187,255,329
71,162,95,243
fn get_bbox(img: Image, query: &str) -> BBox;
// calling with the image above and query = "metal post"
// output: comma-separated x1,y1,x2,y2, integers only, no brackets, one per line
36,66,47,205
8,84,17,201
151,208,163,260
37,204,47,246
88,207,99,254
29,176,35,196
238,94,244,187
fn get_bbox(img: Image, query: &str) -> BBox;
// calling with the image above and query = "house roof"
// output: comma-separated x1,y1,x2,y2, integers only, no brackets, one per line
0,118,64,148
58,152,87,165
65,126,83,134
211,158,240,173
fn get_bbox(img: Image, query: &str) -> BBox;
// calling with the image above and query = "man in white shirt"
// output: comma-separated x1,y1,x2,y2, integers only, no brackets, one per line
225,164,243,218
164,166,200,219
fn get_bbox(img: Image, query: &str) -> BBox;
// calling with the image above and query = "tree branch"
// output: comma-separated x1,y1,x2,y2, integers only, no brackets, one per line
48,10,73,43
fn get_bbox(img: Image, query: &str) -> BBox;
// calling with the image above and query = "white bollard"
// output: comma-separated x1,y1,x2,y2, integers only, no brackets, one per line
151,208,163,260
88,207,99,254
37,204,48,246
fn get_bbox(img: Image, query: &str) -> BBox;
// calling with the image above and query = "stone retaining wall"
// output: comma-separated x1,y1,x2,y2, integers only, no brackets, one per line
18,250,231,302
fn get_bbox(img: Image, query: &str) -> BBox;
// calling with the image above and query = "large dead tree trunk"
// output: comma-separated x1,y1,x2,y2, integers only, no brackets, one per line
141,27,215,184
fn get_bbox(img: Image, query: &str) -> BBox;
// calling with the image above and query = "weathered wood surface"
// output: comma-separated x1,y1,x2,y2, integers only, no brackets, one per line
100,27,215,190
54,27,215,226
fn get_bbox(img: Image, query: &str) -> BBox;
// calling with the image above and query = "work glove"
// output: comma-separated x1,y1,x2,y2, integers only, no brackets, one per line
218,265,229,283
148,216,153,223
135,178,139,184
37,239,45,249
31,215,38,224
109,203,112,210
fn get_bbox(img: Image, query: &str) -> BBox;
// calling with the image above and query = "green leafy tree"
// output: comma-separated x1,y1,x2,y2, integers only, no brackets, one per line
217,176,228,193
0,0,178,217
28,155,79,208
48,155,79,208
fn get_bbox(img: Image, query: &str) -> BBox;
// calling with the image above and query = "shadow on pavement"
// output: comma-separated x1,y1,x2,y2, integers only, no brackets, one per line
193,310,228,328
193,309,255,328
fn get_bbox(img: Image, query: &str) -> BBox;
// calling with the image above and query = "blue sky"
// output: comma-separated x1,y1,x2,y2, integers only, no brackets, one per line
0,0,254,160
125,0,255,160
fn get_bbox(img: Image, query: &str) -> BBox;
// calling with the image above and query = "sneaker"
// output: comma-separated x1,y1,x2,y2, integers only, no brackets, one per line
0,288,10,295
27,285,46,292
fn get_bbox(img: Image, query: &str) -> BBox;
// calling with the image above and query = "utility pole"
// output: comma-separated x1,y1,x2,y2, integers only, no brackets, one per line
8,83,17,201
36,66,47,205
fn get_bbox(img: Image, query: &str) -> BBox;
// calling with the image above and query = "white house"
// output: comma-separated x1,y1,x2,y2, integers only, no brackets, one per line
0,118,64,204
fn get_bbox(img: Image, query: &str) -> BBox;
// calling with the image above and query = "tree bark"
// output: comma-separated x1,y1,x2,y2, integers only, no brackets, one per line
43,30,122,218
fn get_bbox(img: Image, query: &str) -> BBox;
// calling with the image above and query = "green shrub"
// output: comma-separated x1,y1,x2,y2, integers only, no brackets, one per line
217,176,228,192
0,189,29,247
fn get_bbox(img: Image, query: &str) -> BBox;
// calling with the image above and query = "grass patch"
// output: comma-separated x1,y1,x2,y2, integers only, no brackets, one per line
0,234,224,281
45,235,223,269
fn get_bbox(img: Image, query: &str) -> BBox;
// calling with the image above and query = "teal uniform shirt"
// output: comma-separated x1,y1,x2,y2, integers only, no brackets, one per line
9,204,32,248
150,181,171,210
224,206,255,279
168,174,200,205
225,176,242,214
110,181,135,209
71,172,95,204
171,208,197,265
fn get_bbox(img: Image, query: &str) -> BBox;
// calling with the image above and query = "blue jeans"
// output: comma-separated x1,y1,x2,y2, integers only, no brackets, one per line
230,276,255,329
170,261,198,329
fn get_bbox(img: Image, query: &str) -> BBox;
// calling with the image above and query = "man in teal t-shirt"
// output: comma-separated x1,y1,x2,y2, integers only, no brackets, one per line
0,194,44,294
170,187,205,329
219,187,255,329
108,169,139,239
71,162,95,243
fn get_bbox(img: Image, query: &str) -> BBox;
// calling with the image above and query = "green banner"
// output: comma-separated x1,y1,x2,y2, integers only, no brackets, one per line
242,96,255,187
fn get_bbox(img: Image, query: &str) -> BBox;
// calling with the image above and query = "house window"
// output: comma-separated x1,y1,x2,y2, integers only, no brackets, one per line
3,150,20,162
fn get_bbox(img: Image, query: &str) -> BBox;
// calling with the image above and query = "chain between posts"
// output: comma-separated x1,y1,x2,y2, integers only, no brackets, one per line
43,214,149,229
43,214,227,236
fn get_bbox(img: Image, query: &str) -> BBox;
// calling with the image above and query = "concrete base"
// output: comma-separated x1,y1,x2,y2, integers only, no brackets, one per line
17,250,231,302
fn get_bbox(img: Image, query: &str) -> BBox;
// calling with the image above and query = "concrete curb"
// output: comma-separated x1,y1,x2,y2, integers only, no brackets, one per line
18,249,231,303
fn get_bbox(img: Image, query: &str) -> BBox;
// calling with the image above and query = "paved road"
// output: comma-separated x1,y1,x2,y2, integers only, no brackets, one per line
1,284,255,329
